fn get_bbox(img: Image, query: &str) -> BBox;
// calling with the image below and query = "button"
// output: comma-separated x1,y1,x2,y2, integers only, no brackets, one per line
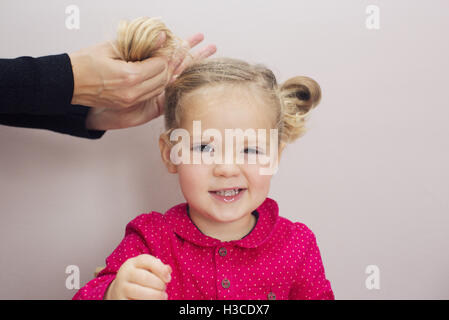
267,292,276,300
218,247,227,257
221,279,230,289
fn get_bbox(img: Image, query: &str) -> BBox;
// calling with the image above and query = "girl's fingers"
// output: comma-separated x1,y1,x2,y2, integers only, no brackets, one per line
133,254,172,283
129,267,167,291
126,282,168,300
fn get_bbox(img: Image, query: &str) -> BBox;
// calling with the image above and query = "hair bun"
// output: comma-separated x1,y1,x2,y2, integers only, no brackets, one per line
279,76,322,143
295,87,311,101
115,16,179,62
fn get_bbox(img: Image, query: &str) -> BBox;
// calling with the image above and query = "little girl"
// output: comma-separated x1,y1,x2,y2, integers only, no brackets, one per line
73,17,334,300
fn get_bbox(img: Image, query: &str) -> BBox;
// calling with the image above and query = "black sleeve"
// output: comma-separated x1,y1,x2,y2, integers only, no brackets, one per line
0,53,105,139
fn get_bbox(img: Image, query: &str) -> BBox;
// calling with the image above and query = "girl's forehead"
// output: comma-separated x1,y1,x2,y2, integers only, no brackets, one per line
180,84,275,130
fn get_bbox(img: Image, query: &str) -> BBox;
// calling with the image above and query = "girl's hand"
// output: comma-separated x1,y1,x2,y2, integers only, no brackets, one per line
104,254,172,300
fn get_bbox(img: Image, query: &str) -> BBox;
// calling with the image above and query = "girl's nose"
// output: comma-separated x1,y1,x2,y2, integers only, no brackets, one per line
213,163,240,177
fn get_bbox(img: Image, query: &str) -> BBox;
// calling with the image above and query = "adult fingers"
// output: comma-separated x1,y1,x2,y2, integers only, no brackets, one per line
123,68,167,105
155,31,167,50
193,43,218,60
169,33,203,76
120,31,168,81
172,44,217,77
185,33,205,50
131,91,165,123
127,56,168,83
166,33,203,77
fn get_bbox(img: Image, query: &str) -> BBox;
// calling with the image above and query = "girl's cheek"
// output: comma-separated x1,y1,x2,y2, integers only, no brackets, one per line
178,164,209,191
244,165,272,193
254,176,272,194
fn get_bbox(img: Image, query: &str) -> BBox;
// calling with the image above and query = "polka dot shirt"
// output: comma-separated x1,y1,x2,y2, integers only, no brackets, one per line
73,197,334,300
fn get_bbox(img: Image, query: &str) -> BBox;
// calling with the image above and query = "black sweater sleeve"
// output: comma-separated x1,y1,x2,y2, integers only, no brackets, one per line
0,53,105,139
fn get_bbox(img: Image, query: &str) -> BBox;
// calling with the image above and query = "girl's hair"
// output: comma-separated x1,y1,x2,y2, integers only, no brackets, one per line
164,60,321,145
115,16,183,61
115,17,322,145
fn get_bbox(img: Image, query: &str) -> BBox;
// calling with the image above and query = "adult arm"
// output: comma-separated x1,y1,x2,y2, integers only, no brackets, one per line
0,54,105,139
0,34,215,137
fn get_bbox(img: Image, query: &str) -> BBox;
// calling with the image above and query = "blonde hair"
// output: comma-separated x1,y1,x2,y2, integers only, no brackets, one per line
164,59,321,145
115,17,322,145
115,16,183,61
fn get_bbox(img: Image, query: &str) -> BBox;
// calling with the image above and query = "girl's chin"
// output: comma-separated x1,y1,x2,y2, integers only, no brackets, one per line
199,206,248,224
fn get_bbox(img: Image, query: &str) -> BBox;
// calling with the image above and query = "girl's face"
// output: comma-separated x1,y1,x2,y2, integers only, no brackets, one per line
160,84,285,237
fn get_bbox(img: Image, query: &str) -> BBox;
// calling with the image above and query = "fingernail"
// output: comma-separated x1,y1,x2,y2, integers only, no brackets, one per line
166,273,171,283
163,292,168,300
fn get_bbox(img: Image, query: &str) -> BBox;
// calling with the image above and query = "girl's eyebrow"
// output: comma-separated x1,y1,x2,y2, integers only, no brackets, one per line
191,137,213,144
191,135,267,144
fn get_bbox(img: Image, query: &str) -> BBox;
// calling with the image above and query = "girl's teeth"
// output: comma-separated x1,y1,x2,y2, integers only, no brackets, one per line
215,189,239,196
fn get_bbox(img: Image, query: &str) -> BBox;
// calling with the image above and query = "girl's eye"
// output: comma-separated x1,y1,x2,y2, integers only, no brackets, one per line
192,144,214,153
244,148,261,154
192,145,264,155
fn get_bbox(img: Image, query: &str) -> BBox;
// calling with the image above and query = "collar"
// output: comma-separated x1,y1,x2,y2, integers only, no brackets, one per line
163,197,279,248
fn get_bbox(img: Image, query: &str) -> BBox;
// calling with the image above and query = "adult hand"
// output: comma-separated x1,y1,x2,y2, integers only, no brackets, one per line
69,32,169,109
70,33,216,131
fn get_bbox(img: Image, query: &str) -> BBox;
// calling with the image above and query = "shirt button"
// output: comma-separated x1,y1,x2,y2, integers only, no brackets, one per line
218,247,227,257
221,279,230,289
267,292,276,300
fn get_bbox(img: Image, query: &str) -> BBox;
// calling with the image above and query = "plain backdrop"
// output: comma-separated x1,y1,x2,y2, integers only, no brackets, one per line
0,0,448,299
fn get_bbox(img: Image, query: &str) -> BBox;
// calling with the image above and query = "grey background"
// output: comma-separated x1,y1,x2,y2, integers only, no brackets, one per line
0,0,448,299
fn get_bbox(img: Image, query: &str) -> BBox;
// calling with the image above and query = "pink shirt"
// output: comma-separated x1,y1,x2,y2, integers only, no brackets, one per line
73,197,334,300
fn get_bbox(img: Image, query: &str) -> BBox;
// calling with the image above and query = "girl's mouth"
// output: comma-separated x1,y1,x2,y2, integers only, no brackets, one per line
208,188,246,203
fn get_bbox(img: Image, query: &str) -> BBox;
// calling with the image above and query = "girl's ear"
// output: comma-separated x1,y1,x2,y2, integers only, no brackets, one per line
159,134,178,174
